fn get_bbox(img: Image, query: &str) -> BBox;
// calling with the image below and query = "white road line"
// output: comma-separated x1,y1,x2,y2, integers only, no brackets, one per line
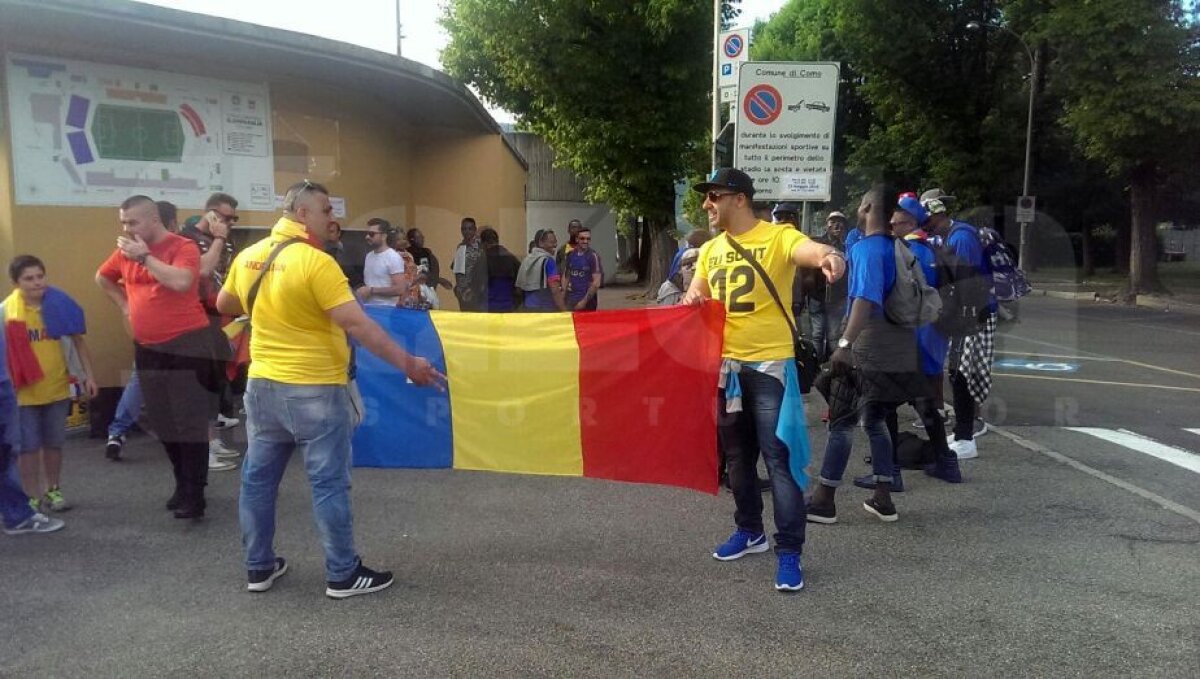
1186,429,1200,438
994,373,1200,393
1065,427,1200,475
993,351,1119,362
992,426,1200,526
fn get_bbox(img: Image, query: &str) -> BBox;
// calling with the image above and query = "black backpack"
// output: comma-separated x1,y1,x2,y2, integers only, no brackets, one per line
930,228,990,337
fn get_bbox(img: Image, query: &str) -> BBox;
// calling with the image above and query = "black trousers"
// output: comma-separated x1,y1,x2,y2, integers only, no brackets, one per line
135,327,218,504
949,371,976,441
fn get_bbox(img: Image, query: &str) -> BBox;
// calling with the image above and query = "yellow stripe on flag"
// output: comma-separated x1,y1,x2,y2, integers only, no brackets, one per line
431,312,583,476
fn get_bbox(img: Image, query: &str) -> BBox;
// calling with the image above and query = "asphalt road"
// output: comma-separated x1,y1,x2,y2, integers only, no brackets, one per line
1,295,1198,677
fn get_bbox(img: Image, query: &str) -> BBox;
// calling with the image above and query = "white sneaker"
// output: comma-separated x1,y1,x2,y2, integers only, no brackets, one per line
215,414,240,430
947,437,978,460
209,453,238,471
210,439,240,459
4,512,65,535
973,418,989,439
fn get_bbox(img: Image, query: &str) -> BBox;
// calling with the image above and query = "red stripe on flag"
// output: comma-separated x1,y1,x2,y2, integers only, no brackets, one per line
574,303,725,494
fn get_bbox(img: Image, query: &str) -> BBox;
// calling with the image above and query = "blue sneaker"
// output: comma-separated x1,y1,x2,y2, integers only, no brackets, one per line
712,529,769,561
775,553,804,592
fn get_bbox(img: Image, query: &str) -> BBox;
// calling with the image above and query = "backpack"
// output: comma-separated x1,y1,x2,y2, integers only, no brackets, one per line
895,432,937,469
884,238,942,328
979,227,1031,302
932,226,991,337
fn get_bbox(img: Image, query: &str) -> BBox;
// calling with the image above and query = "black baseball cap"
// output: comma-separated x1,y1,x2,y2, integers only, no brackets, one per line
692,168,756,197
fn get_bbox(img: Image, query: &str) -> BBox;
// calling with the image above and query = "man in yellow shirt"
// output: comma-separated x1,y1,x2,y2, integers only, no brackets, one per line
217,180,444,600
682,168,844,592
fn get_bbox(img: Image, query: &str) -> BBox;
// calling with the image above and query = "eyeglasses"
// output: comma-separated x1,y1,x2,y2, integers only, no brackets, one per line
706,191,738,202
215,212,239,224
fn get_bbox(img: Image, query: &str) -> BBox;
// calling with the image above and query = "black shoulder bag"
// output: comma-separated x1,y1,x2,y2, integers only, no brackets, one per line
723,233,821,394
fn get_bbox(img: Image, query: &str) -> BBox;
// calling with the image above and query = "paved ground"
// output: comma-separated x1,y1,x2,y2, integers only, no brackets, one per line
2,293,1198,677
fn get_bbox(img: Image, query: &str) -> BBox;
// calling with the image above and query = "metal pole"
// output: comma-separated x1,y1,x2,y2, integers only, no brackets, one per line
1018,47,1037,268
711,0,721,172
395,0,403,56
801,202,812,235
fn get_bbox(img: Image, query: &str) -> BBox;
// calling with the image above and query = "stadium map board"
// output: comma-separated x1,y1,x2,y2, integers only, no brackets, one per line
5,53,275,210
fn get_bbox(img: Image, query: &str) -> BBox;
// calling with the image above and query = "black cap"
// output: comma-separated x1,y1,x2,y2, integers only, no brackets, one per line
772,202,801,215
692,168,756,197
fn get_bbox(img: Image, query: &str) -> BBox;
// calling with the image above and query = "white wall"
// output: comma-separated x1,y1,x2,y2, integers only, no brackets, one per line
526,201,619,284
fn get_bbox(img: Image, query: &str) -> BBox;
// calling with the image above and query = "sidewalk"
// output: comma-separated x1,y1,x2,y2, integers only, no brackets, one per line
1029,262,1200,313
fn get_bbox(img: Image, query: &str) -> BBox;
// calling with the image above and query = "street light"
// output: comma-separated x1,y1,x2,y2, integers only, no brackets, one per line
968,20,1037,268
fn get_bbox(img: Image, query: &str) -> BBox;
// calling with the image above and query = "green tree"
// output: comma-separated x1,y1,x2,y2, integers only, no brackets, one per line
442,0,738,284
1040,0,1200,294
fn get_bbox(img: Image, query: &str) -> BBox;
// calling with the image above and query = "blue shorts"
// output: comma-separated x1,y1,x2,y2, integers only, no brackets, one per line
18,399,72,453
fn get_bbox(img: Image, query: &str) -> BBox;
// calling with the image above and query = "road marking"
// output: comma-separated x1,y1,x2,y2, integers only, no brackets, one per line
991,426,1200,526
1005,334,1200,381
1186,429,1200,438
995,351,1119,362
1065,428,1200,475
994,373,1200,393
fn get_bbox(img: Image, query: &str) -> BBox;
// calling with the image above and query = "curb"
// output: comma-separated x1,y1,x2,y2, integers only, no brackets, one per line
1030,288,1098,301
1134,295,1200,314
1030,288,1200,313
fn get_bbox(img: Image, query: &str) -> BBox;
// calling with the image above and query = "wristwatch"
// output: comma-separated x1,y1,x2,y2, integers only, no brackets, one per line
837,337,851,350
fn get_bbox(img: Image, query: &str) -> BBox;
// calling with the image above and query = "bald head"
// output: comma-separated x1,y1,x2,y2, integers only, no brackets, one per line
282,180,333,237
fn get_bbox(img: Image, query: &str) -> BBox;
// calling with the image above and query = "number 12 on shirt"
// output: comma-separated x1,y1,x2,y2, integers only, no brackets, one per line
711,265,756,312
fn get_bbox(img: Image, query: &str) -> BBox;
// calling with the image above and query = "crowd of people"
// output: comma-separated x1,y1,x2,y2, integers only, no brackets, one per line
2,168,1011,599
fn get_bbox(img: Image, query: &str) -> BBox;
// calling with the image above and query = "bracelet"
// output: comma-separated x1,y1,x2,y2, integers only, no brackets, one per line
824,250,845,260
135,253,149,265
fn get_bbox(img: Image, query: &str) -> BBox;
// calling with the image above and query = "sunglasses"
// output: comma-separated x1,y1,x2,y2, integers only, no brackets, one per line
706,191,738,202
215,213,239,224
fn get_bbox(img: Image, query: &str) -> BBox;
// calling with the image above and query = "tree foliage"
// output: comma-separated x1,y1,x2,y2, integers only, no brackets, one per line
442,0,719,222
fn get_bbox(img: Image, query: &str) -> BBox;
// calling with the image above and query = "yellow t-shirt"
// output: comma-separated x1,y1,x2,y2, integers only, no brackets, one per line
222,218,356,385
17,306,70,406
696,220,809,362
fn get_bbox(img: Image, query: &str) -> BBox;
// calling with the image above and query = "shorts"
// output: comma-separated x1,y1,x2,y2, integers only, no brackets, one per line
18,399,72,453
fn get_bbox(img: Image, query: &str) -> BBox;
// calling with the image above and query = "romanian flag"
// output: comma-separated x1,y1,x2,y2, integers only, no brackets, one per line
353,304,725,494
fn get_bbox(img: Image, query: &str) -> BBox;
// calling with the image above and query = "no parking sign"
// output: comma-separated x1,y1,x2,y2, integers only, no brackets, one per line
734,62,840,201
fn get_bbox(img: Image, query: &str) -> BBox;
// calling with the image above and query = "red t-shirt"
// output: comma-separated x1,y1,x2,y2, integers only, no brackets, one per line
97,233,210,345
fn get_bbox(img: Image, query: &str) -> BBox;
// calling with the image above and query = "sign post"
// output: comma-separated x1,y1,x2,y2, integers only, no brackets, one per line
733,62,840,203
718,29,751,109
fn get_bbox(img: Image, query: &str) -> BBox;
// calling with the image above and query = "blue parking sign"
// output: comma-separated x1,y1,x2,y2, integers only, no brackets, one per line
721,64,732,76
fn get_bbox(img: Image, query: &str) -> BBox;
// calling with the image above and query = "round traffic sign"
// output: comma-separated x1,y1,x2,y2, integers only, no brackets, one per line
723,35,744,58
742,84,783,126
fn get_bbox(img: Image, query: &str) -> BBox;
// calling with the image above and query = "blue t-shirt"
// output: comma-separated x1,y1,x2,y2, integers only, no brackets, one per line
947,221,997,312
847,234,896,317
844,227,863,255
907,237,948,375
523,258,561,311
564,249,600,305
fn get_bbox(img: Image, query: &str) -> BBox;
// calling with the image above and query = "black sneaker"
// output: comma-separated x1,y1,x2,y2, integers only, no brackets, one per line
862,497,899,522
105,434,125,461
806,501,837,524
326,562,394,599
247,557,288,593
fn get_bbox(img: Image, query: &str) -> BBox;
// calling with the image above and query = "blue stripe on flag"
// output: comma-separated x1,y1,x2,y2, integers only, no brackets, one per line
352,307,452,468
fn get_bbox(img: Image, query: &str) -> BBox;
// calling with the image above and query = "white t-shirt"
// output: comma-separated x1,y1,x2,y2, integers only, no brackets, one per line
363,248,405,306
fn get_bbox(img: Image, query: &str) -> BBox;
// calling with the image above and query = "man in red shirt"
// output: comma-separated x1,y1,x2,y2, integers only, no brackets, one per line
96,195,218,520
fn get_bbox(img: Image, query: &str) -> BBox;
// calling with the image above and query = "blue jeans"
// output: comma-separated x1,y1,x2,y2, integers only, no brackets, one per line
1,395,34,527
819,400,895,486
240,379,359,582
717,367,807,553
108,371,142,438
808,299,846,362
